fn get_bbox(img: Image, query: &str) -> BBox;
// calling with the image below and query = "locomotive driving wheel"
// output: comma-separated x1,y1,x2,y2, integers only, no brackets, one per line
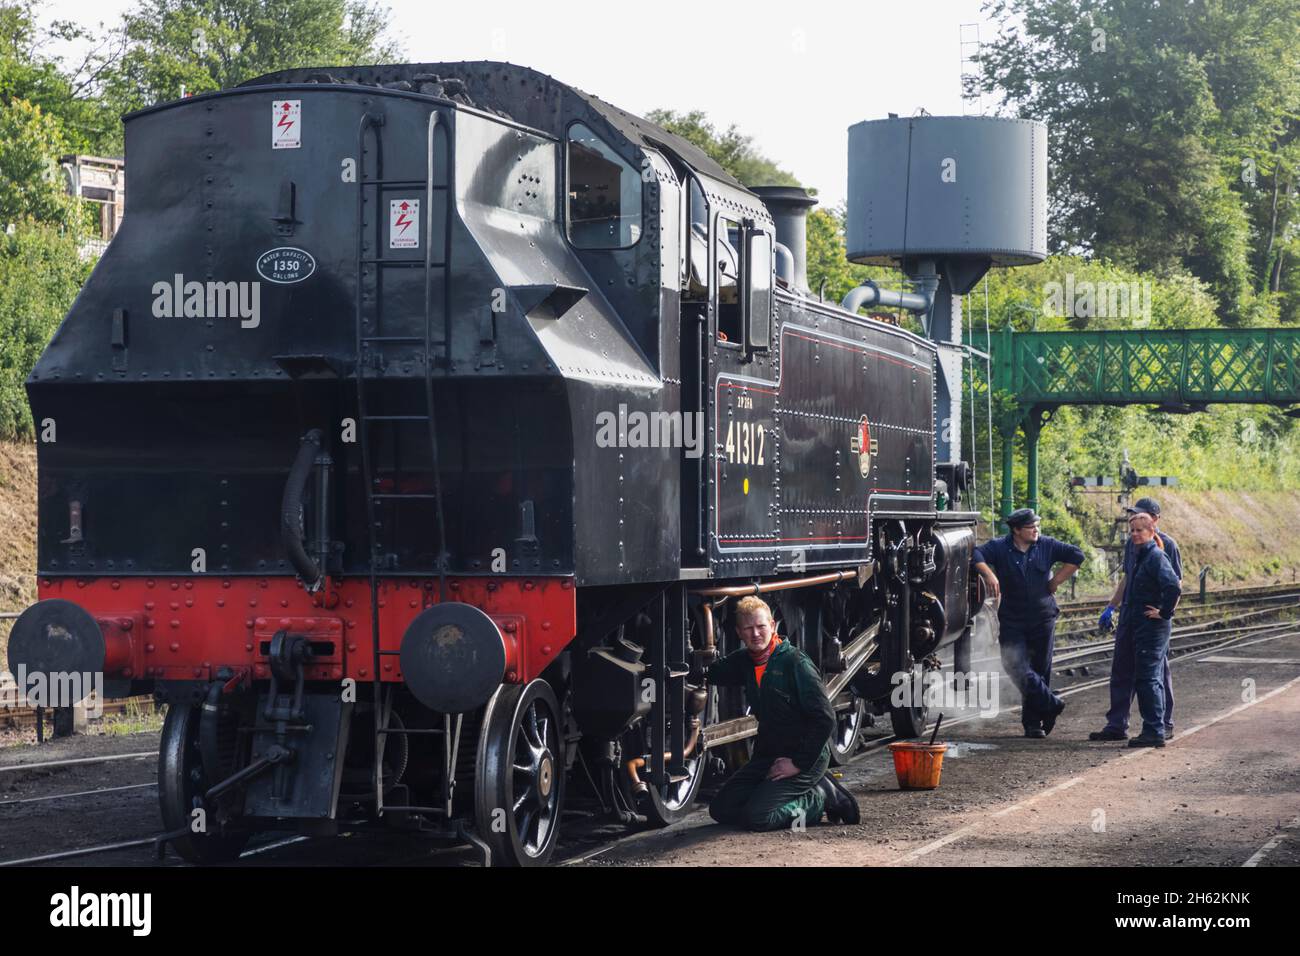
158,703,250,864
474,679,564,867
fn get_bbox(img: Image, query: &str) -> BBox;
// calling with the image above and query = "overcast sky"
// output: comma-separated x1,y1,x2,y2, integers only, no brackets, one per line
39,0,995,209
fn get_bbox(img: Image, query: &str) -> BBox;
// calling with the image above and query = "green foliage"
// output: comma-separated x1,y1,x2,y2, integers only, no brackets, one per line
806,206,871,303
0,97,78,227
0,0,401,440
0,224,92,438
0,4,102,439
0,1,115,151
978,255,1220,332
961,260,1300,585
97,0,402,147
644,109,801,188
977,0,1300,325
805,204,914,323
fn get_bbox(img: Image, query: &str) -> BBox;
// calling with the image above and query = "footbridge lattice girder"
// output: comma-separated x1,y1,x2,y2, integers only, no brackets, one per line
987,327,1300,519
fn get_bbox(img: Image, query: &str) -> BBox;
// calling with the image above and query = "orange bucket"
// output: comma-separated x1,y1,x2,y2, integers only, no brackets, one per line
887,742,949,790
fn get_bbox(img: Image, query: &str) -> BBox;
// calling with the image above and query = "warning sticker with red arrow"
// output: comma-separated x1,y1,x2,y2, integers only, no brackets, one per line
389,199,419,249
272,100,301,149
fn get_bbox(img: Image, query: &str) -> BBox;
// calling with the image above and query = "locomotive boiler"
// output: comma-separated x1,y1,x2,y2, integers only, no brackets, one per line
7,62,1046,865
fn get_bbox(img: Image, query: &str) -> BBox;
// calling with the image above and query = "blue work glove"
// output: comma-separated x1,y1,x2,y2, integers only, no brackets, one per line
1098,606,1115,633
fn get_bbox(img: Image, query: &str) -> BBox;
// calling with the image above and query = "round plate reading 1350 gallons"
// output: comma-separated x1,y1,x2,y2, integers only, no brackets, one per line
256,246,315,284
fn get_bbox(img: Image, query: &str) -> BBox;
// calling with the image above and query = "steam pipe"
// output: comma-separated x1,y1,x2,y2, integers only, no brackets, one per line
624,721,704,793
841,279,933,315
774,242,795,288
689,568,857,598
751,186,816,293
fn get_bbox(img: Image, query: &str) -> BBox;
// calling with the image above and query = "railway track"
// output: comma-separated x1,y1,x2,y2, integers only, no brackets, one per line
1055,582,1300,623
970,601,1300,673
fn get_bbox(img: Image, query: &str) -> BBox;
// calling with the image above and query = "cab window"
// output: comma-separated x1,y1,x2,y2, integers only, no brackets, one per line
684,177,708,300
745,229,773,350
716,215,742,344
567,123,642,248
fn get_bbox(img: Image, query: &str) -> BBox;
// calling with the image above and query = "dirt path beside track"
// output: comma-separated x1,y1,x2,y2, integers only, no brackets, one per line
583,632,1300,868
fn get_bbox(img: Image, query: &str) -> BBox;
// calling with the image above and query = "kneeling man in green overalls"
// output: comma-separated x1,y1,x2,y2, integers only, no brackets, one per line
707,595,860,830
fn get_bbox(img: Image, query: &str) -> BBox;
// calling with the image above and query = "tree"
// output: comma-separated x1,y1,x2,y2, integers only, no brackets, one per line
0,97,77,227
645,109,801,188
0,225,92,438
98,0,402,143
1,1,118,152
806,205,878,305
976,0,1300,325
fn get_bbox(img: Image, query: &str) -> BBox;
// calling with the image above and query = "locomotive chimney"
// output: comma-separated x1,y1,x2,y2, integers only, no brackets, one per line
751,186,817,294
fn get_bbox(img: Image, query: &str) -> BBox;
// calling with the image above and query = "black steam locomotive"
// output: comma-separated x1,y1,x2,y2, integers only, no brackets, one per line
9,62,982,866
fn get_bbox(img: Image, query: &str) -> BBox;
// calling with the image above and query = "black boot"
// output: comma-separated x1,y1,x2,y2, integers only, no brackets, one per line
1127,732,1165,748
1088,728,1128,741
818,773,860,824
1041,695,1066,736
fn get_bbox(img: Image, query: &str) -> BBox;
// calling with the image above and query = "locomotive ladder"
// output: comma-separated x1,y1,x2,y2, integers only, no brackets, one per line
354,108,458,820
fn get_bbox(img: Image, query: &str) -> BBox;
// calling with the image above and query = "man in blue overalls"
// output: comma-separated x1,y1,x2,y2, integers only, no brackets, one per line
1091,497,1182,741
973,509,1085,738
1111,512,1182,747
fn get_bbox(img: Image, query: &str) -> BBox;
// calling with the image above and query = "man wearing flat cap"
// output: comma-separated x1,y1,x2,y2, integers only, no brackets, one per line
973,509,1085,738
1104,511,1181,747
1091,497,1182,742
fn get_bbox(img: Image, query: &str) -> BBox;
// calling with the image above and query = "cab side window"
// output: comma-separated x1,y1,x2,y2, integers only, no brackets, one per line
684,178,709,301
567,123,642,248
744,229,773,351
716,215,742,343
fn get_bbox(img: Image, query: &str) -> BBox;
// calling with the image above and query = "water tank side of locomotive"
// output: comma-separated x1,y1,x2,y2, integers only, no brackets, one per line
25,85,593,582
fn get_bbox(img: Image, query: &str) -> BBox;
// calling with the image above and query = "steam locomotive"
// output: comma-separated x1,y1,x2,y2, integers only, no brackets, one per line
8,61,1046,865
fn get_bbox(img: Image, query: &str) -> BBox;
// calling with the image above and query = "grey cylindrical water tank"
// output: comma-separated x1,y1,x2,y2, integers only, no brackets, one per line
846,115,1047,266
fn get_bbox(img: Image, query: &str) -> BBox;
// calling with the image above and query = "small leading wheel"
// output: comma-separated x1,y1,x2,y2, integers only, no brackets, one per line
828,695,866,765
158,704,250,864
475,680,564,867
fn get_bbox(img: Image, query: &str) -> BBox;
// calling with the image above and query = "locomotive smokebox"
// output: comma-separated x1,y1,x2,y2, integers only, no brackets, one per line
751,186,817,293
399,603,508,714
7,599,108,682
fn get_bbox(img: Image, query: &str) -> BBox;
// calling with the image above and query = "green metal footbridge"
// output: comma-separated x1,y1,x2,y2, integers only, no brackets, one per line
988,326,1300,518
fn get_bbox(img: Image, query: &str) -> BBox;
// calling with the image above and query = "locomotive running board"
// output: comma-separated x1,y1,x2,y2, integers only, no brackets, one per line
700,621,880,750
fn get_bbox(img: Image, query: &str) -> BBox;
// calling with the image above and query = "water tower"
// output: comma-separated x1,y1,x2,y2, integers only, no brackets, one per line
842,115,1048,477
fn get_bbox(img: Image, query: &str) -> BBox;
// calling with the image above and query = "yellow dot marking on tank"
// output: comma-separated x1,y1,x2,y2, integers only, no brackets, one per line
743,478,750,495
